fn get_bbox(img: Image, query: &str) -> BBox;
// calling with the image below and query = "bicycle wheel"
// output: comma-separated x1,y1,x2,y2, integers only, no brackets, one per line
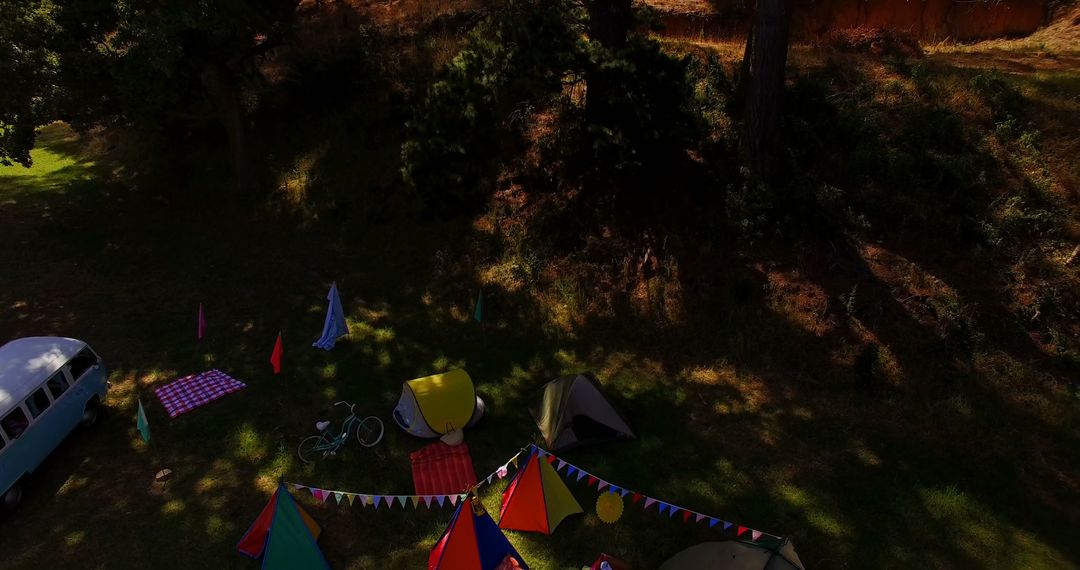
355,416,384,447
298,435,331,464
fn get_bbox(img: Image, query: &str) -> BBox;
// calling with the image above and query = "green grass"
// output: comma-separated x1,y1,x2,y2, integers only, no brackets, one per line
1,92,1078,570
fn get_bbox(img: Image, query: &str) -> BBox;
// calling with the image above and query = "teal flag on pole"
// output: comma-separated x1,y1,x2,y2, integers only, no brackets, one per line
473,289,483,323
136,399,151,443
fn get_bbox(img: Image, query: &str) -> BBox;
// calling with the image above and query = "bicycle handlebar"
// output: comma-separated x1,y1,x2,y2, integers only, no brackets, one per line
334,401,358,414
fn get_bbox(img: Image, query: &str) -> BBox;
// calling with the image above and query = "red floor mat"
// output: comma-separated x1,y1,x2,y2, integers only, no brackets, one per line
411,441,478,496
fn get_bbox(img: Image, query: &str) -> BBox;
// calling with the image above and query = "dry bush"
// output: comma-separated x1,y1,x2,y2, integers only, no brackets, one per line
825,26,923,59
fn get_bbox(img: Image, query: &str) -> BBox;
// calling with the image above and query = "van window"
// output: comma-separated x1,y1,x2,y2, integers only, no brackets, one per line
67,349,99,380
1,408,30,440
47,372,70,399
26,388,52,418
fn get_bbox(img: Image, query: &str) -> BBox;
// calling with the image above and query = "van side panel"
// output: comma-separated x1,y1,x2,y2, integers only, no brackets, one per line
0,354,108,497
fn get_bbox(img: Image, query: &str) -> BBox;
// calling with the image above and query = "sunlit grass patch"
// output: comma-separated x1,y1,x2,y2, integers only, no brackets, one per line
231,423,269,463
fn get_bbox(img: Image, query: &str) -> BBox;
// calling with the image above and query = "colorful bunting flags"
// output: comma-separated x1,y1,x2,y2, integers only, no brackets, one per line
529,444,782,543
284,444,783,544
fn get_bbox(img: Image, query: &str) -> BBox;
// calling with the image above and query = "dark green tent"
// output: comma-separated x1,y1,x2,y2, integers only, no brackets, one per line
530,373,635,452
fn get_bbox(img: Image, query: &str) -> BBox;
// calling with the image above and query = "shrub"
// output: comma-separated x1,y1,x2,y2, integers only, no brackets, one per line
825,27,922,59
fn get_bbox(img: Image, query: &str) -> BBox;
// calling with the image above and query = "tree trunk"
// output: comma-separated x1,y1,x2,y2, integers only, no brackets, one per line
743,0,791,185
585,0,632,126
202,62,251,195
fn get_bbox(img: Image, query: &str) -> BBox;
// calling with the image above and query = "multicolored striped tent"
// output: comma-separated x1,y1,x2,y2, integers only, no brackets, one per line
429,495,528,570
236,483,329,569
498,447,583,534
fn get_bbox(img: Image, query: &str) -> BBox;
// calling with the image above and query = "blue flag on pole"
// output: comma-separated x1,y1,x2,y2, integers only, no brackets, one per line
136,399,151,443
313,282,349,351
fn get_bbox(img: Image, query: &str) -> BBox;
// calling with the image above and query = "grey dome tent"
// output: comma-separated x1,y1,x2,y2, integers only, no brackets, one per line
529,372,635,452
659,539,804,570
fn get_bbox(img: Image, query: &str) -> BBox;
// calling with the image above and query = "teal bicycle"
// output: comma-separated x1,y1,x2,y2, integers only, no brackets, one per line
297,401,384,464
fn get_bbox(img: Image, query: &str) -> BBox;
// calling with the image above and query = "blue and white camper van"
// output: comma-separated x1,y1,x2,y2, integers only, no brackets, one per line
0,337,109,509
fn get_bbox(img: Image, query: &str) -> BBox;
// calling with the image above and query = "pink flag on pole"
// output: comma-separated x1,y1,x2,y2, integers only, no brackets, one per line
197,303,207,340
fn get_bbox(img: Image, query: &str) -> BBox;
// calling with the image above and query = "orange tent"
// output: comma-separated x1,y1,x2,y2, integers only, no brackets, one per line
498,447,583,534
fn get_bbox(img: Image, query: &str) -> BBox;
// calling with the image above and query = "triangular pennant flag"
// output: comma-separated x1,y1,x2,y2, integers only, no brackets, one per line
423,496,434,508
486,474,494,485
383,496,395,508
576,470,587,482
658,502,669,515
597,480,609,492
357,495,369,507
545,455,557,465
270,332,284,375
644,497,657,510
709,518,720,528
510,455,520,469
448,495,459,506
347,494,357,506
737,526,748,536
334,492,344,505
723,521,733,530
372,495,382,509
566,466,577,477
619,488,630,498
473,289,484,323
309,488,321,501
632,493,643,505
396,496,408,509
291,483,306,491
497,464,509,479
411,496,421,508
587,476,598,488
668,505,680,518
752,530,763,541
695,513,706,523
557,459,567,471
682,510,692,522
197,303,207,340
436,495,446,507
136,399,151,443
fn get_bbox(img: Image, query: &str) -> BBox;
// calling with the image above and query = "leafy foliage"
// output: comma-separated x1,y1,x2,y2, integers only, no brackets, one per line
0,0,61,166
401,0,584,203
401,0,701,217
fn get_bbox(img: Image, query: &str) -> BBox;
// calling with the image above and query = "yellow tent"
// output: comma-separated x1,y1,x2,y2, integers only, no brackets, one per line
392,369,485,437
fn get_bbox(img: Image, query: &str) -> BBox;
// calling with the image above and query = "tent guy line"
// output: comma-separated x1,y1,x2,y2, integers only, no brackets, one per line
286,443,784,542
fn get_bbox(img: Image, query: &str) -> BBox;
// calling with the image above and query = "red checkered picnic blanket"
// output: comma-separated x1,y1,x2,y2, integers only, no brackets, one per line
410,441,478,496
154,369,246,418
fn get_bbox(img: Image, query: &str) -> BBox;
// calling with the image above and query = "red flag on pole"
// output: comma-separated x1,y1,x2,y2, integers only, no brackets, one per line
270,332,283,374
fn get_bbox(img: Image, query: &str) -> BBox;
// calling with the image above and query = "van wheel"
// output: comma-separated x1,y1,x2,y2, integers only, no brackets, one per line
2,483,22,511
81,399,100,427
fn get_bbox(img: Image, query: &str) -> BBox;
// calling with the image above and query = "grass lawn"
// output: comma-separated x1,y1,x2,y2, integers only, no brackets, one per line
1,92,1078,570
